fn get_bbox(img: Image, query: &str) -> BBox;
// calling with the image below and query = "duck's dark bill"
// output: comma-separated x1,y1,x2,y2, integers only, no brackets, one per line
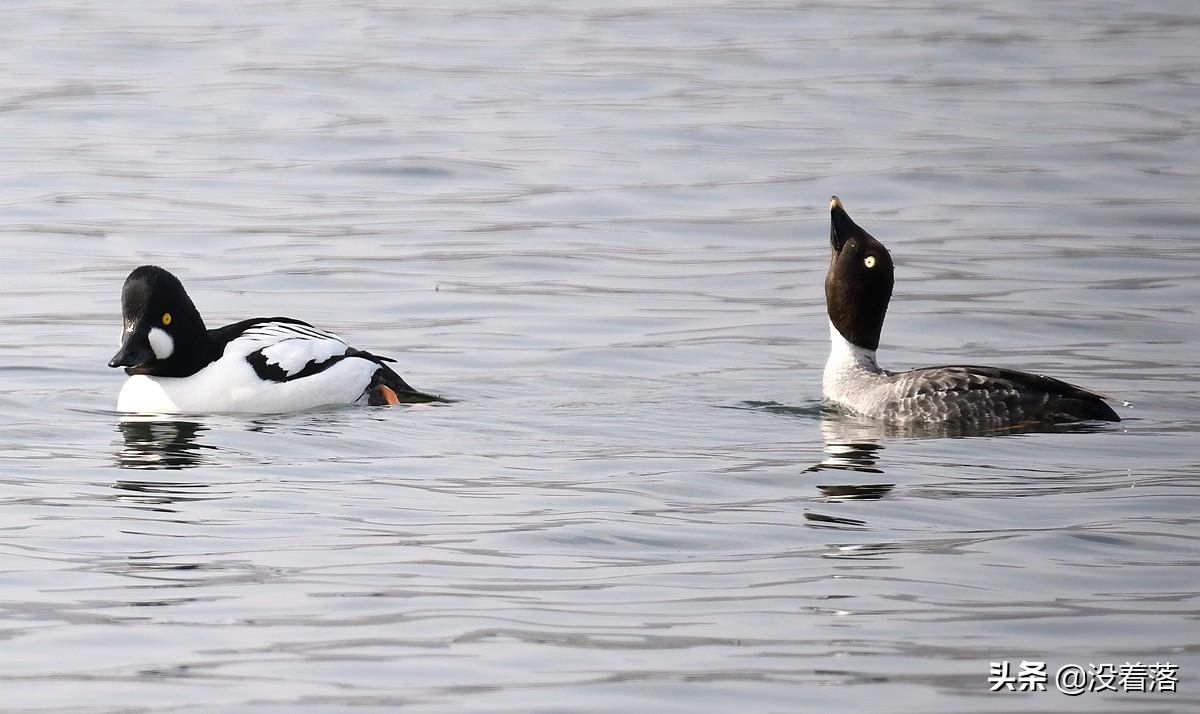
829,196,863,252
109,336,155,373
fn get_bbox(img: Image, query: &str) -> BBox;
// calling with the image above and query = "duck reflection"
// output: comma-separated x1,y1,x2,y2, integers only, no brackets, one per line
116,417,215,470
805,440,886,475
806,413,891,476
800,414,896,529
820,406,1114,442
113,418,224,511
800,408,1115,531
110,478,220,512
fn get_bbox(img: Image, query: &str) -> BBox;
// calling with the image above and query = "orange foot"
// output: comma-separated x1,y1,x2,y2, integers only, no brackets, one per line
377,384,401,405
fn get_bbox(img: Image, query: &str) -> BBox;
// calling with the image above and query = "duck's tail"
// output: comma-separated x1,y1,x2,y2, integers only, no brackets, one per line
353,350,446,405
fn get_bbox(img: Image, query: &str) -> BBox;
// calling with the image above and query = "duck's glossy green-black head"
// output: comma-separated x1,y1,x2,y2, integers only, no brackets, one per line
824,196,895,351
109,266,209,378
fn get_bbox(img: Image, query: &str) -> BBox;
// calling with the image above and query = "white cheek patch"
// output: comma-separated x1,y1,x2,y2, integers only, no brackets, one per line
148,327,175,360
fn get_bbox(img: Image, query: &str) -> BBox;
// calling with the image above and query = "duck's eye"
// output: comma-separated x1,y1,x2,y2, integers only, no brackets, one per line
161,312,172,326
864,255,877,269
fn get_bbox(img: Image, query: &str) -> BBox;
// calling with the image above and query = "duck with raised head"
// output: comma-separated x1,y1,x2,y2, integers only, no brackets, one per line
822,196,1120,428
108,265,439,413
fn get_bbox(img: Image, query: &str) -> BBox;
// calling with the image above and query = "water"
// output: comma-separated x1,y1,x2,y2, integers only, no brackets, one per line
2,1,1199,711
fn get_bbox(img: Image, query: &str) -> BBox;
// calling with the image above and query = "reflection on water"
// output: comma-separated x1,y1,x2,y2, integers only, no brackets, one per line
110,478,222,512
816,483,892,500
802,510,870,529
805,439,886,474
820,408,1118,442
804,419,893,529
115,418,214,470
112,418,228,512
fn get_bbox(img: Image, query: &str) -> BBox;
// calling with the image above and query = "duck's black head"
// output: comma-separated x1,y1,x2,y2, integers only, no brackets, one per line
824,196,894,351
109,266,210,378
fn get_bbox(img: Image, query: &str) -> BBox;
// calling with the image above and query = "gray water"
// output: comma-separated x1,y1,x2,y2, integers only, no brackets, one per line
2,2,1199,712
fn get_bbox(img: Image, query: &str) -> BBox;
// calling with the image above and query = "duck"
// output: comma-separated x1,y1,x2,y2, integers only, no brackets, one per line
822,196,1120,428
108,265,439,413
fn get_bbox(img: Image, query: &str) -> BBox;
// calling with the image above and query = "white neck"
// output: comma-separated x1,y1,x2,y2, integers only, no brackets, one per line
824,319,881,379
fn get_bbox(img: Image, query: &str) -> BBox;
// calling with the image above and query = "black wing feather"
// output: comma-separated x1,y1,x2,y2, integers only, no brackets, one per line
208,317,325,357
245,349,354,383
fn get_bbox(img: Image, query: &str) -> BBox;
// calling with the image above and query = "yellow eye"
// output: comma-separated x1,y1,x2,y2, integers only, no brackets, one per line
162,312,172,326
864,255,877,268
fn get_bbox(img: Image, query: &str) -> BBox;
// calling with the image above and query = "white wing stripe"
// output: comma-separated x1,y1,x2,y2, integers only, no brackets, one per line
227,321,352,377
258,338,348,376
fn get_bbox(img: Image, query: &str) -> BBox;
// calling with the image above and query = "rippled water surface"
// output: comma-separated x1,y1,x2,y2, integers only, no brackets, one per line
2,2,1199,712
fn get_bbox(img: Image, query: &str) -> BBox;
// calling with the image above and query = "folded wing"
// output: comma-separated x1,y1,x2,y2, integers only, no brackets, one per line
889,365,1120,424
226,319,355,382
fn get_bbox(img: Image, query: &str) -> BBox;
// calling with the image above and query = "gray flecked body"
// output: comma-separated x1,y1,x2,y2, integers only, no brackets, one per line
824,323,1115,428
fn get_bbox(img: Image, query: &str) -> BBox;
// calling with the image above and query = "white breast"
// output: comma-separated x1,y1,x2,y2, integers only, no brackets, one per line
822,320,896,417
117,374,182,413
